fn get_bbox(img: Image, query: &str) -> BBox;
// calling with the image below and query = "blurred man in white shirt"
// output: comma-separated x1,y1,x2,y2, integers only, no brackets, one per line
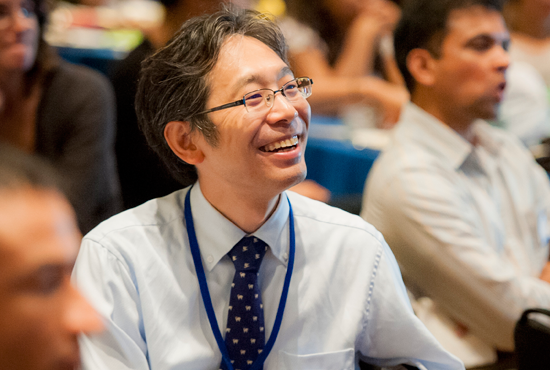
363,0,550,368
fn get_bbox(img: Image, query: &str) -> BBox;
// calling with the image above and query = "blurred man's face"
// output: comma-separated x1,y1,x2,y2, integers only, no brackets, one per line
0,188,102,370
430,6,509,121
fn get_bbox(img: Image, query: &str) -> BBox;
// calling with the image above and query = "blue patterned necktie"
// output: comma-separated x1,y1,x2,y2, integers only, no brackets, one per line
222,236,267,370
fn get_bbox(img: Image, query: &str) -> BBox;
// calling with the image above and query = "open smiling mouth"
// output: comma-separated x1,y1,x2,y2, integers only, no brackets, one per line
260,135,299,153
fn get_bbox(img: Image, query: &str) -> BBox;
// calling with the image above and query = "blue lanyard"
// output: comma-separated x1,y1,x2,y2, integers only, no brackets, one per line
184,189,295,370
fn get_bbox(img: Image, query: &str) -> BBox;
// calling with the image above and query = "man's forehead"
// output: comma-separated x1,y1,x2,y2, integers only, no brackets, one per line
445,5,508,37
210,36,292,94
0,189,79,270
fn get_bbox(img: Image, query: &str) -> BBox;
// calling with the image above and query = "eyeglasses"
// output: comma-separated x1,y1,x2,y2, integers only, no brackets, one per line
197,77,313,116
0,0,36,31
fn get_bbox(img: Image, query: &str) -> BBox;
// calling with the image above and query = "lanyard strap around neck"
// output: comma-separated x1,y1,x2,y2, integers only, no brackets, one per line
184,188,295,370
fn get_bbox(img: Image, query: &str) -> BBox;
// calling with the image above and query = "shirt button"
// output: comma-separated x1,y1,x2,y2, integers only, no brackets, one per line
282,253,289,261
207,255,214,263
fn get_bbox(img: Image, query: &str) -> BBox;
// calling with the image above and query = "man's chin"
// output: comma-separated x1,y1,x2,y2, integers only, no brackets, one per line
286,170,307,190
474,107,499,122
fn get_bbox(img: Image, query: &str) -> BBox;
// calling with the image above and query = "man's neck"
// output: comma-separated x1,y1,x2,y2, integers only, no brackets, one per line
412,96,476,144
198,179,281,234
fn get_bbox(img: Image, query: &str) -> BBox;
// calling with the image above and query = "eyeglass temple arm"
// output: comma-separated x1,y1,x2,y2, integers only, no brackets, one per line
198,99,245,115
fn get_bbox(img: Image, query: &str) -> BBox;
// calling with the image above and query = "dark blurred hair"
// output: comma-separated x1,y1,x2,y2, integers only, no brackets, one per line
0,143,59,192
24,0,56,95
135,7,288,185
284,0,341,65
394,0,504,92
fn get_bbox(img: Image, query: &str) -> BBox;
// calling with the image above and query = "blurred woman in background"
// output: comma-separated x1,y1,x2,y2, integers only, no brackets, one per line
0,0,121,233
504,0,550,87
280,0,409,127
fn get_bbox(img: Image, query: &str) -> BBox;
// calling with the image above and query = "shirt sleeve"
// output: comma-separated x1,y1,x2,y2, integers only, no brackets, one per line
72,238,150,370
366,165,550,351
357,240,465,370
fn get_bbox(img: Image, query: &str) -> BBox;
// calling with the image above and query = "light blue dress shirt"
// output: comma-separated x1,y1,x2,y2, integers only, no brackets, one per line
73,183,463,370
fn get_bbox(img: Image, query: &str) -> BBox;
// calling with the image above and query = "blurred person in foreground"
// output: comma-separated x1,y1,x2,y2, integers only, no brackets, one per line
73,7,462,369
0,144,103,370
362,0,550,368
0,0,121,234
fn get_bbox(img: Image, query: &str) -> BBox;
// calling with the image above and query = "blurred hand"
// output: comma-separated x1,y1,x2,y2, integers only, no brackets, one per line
357,0,401,36
359,78,409,128
378,84,409,128
288,180,331,203
540,261,550,283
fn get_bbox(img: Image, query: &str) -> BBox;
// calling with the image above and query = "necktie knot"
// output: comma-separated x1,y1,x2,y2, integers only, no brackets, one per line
228,236,267,273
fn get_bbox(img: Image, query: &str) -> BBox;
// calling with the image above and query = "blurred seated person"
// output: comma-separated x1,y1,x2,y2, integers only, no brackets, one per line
0,143,103,369
0,0,121,234
112,0,329,209
280,0,409,128
497,60,550,150
362,0,550,368
504,0,550,88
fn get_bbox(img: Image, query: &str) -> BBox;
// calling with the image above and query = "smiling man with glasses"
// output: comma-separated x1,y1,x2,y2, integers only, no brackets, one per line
72,7,462,370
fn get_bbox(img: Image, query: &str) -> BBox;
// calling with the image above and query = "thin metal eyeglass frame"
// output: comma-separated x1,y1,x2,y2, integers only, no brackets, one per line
196,77,313,116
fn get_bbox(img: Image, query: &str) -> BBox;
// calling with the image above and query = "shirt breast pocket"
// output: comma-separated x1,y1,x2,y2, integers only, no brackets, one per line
278,348,355,370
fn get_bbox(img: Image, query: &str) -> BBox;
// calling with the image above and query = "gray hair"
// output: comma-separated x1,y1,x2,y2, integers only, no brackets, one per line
135,7,289,185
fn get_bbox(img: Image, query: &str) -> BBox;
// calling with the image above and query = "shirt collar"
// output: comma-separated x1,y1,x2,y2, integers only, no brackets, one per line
396,103,502,169
189,183,289,272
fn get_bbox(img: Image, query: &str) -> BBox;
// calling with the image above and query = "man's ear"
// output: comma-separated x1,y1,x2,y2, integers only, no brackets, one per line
164,121,205,165
406,48,437,87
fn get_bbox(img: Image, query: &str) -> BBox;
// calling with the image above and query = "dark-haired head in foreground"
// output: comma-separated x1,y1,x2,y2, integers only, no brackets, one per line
0,144,102,370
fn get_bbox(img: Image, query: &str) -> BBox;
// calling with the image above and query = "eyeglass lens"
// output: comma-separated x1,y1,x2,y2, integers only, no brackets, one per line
243,78,312,112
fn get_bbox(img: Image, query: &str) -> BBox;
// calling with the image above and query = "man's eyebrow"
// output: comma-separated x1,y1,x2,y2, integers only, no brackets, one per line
278,66,294,81
231,66,294,95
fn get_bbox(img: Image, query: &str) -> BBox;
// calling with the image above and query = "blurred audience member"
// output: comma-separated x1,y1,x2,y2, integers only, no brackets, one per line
280,0,409,127
0,0,121,233
497,61,550,149
0,143,103,369
112,0,248,210
504,0,550,88
362,0,550,367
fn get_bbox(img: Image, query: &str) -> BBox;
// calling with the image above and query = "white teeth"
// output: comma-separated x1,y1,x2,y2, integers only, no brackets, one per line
264,136,299,152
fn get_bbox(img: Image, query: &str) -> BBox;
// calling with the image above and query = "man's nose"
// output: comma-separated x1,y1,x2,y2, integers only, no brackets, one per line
495,43,510,73
64,283,104,335
266,92,298,124
12,9,33,33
